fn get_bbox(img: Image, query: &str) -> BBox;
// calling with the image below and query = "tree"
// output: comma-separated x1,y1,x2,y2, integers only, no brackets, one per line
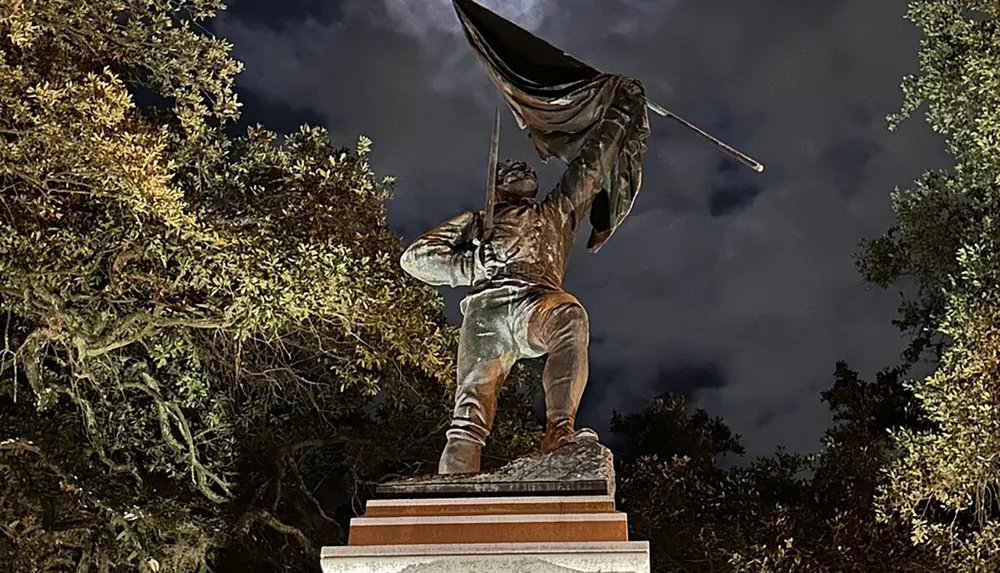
855,1,1000,570
614,370,937,573
613,394,773,572
0,1,540,571
731,364,935,573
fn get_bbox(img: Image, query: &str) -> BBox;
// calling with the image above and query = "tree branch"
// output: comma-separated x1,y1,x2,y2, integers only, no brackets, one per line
240,509,314,555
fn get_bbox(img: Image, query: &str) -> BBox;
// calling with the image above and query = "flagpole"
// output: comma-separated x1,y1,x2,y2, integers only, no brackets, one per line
644,100,764,173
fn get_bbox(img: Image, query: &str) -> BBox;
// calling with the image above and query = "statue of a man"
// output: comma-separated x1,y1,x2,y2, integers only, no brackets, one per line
400,78,649,474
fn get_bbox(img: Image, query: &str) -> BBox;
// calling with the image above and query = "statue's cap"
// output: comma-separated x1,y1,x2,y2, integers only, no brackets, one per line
496,159,536,184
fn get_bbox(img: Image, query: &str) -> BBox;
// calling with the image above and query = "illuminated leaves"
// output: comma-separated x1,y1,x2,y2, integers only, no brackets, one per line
0,1,462,571
858,1,1000,570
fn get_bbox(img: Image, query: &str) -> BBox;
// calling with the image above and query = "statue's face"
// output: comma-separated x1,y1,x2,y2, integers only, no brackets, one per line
496,160,538,201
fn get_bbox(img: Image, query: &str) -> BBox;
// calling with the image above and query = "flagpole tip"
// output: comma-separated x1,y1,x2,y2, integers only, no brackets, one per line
754,164,765,173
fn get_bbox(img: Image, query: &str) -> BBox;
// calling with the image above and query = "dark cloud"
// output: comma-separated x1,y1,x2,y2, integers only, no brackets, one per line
753,409,777,430
226,87,329,137
215,0,952,459
222,0,344,31
653,362,728,399
825,137,883,199
584,360,728,448
708,182,765,217
576,362,623,433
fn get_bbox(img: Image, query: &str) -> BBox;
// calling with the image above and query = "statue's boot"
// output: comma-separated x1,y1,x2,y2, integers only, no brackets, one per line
542,421,599,453
438,438,483,474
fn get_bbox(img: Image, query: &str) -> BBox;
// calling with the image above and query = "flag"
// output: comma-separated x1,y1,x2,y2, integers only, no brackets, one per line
453,0,650,252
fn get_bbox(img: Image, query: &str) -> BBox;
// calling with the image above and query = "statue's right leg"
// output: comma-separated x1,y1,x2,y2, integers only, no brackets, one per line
439,292,517,474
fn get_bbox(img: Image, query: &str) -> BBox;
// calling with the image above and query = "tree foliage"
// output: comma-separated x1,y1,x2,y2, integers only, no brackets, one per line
853,1,1000,570
730,364,935,573
0,1,540,571
616,367,937,573
613,394,755,571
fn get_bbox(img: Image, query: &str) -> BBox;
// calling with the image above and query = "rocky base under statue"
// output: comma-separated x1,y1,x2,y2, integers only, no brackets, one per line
376,429,613,499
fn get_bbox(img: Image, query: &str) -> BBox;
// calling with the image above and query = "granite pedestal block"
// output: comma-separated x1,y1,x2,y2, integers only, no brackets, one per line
320,542,650,573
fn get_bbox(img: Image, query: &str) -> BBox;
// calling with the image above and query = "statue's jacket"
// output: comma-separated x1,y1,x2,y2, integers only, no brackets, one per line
399,180,598,294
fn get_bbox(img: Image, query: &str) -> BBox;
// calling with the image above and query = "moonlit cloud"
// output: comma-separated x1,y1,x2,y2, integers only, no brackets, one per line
362,0,560,101
381,0,550,37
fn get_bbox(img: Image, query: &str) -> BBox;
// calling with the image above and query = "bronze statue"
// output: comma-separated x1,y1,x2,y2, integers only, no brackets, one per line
400,0,763,474
402,77,649,474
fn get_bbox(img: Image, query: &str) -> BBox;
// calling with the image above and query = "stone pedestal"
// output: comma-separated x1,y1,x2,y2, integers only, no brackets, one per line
320,542,649,573
320,439,650,573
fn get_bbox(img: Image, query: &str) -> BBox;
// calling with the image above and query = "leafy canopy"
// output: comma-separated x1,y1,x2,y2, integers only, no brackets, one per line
0,1,543,572
856,0,1000,570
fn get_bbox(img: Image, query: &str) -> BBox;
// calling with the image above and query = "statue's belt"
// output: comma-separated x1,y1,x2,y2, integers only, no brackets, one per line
493,261,550,283
471,261,560,294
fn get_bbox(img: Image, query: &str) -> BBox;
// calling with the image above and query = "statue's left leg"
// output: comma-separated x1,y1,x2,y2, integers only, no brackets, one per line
439,287,520,474
519,289,591,453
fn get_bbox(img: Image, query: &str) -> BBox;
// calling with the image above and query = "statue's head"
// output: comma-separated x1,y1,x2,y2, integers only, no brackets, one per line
496,159,538,202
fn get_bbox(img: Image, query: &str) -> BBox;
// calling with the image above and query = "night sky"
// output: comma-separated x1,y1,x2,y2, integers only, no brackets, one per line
213,0,949,460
